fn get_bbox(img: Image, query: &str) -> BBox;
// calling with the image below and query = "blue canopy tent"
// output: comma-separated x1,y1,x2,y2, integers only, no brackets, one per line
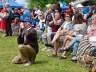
82,6,90,14
59,1,69,12
8,1,24,8
0,2,4,8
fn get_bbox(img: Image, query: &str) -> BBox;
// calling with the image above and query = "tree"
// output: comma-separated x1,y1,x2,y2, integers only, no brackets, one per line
28,0,72,9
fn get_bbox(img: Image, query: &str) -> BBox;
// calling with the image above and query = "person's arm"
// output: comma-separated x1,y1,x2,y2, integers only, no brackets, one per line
49,20,54,26
50,12,62,25
66,30,76,37
51,13,55,21
57,23,64,31
51,13,59,25
58,26,62,31
35,21,40,31
55,19,62,25
17,28,24,44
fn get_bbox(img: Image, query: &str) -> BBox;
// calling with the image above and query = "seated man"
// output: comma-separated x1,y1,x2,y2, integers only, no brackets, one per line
12,23,39,66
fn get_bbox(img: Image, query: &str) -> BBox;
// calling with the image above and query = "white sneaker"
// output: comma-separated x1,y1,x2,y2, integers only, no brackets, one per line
71,56,77,61
24,61,32,66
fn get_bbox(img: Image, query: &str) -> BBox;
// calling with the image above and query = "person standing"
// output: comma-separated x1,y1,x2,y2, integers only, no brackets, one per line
4,3,13,37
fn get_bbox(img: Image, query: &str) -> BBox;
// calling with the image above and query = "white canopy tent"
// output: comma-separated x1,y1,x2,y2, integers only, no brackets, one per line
69,0,88,6
75,3,84,8
15,0,26,5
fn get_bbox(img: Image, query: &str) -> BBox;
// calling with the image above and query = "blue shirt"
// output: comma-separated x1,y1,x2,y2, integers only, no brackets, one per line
20,9,31,22
30,19,37,28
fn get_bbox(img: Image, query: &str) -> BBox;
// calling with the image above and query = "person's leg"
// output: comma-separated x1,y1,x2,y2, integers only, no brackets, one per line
60,40,71,58
64,39,72,48
61,36,81,58
68,36,82,56
51,31,61,43
47,33,53,44
64,36,80,51
18,44,36,65
38,30,43,42
63,35,73,49
11,55,27,64
60,35,73,58
46,32,55,46
72,42,79,56
70,36,83,61
62,35,81,50
52,30,65,43
26,45,36,64
7,22,12,36
9,27,12,36
53,38,62,56
42,33,48,44
61,51,67,59
42,33,53,50
18,45,29,62
5,26,9,36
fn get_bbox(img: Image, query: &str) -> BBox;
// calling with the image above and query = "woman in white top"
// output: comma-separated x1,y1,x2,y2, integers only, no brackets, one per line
61,13,87,58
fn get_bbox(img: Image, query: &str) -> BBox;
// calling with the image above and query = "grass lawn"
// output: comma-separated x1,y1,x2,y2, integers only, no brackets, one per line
0,33,88,72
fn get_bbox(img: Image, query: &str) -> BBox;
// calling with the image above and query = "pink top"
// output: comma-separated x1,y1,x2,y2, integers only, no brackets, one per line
87,25,96,36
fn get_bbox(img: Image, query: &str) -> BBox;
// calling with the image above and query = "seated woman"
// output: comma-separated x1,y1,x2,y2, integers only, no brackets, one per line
52,14,73,43
60,13,87,59
76,14,96,61
42,11,62,51
11,17,20,35
51,14,73,56
12,23,39,66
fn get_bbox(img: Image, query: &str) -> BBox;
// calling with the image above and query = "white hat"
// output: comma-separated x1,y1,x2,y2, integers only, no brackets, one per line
35,10,41,15
38,11,44,16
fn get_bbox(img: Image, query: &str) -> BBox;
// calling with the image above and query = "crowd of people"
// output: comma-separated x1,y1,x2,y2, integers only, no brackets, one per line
0,2,96,71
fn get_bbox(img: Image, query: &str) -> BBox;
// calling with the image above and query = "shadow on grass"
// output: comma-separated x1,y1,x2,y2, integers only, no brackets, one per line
35,60,48,65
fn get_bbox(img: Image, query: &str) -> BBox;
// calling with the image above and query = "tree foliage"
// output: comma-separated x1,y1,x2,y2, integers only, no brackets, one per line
28,0,72,9
28,0,96,9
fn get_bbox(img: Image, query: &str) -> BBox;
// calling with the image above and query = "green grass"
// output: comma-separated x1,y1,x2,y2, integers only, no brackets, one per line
0,33,88,72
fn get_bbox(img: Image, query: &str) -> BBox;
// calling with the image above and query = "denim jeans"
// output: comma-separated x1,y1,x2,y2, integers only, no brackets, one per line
42,32,55,44
72,41,79,56
38,30,44,41
69,36,82,56
42,33,48,45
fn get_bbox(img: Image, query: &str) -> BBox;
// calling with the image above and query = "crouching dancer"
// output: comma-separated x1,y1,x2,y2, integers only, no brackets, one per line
12,23,39,66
